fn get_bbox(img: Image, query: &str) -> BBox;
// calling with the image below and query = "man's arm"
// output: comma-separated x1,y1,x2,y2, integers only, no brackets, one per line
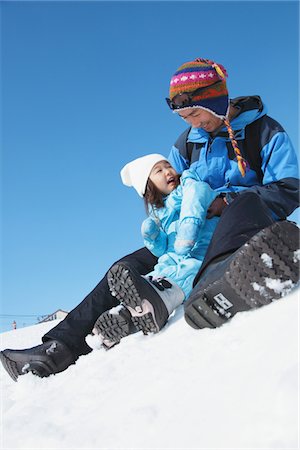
234,130,299,218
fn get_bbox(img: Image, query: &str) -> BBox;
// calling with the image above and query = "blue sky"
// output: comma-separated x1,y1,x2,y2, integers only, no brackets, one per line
1,1,299,331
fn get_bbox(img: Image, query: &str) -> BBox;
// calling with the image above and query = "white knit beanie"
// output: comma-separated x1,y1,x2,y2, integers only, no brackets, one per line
120,154,168,197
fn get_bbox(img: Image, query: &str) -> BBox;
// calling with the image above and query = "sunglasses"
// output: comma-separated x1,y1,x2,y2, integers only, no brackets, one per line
166,80,222,110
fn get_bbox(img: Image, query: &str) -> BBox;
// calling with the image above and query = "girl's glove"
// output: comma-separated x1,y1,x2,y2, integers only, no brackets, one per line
141,217,167,257
174,220,199,255
141,217,160,240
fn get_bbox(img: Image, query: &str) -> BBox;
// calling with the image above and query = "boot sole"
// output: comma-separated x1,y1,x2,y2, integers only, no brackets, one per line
0,351,19,382
107,264,160,334
185,221,300,329
93,309,131,349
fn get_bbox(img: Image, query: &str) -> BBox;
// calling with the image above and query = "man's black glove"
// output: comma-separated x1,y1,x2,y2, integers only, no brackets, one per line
207,195,228,219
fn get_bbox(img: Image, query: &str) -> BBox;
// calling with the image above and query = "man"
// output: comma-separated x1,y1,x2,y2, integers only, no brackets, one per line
165,58,299,328
1,58,299,381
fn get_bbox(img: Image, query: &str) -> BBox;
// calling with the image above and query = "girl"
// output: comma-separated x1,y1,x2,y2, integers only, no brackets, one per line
94,154,219,348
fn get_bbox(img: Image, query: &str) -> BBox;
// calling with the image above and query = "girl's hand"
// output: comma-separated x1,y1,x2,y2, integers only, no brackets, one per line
141,217,160,240
141,217,167,257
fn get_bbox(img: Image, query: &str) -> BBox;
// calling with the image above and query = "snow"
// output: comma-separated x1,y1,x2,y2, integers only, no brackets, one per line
265,278,294,295
252,278,295,298
109,304,124,315
294,250,300,263
261,253,273,268
1,289,299,449
252,282,267,296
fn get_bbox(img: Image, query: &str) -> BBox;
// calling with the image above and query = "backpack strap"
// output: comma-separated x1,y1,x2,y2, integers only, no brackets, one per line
174,127,204,165
242,118,264,182
174,127,193,162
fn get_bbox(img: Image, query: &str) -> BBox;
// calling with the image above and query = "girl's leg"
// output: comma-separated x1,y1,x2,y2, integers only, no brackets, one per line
99,263,184,338
95,257,203,348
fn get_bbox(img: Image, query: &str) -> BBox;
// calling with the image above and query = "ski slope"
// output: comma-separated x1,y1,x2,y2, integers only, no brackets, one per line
0,288,299,449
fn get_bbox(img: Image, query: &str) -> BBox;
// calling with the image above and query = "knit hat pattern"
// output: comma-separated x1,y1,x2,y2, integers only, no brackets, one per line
120,154,168,197
169,58,229,117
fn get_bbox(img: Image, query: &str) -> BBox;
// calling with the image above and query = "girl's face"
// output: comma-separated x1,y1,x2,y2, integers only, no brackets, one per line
149,160,179,195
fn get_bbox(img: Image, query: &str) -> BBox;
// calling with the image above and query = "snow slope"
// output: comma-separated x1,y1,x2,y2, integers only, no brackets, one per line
0,289,299,450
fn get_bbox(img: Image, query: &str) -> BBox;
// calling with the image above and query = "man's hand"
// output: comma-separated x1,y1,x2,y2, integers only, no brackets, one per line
207,196,228,219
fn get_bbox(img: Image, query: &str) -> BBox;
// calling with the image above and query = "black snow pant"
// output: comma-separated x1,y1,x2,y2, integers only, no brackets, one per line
43,192,275,358
43,248,158,357
192,191,275,285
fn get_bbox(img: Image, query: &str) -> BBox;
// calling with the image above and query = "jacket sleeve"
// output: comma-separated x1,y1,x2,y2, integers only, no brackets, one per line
174,172,218,255
228,130,299,219
141,216,167,258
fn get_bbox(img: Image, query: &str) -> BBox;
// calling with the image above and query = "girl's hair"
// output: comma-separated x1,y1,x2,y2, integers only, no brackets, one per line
143,178,165,211
143,175,181,212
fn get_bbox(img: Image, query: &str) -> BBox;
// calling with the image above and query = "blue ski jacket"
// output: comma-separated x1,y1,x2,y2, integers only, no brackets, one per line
168,96,299,220
142,169,219,298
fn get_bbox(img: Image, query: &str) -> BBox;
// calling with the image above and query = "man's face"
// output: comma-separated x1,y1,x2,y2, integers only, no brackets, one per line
149,160,179,195
178,108,223,132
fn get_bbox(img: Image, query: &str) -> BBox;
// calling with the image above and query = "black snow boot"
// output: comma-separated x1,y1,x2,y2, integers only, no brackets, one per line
184,220,300,329
0,340,76,381
106,263,184,338
93,305,138,349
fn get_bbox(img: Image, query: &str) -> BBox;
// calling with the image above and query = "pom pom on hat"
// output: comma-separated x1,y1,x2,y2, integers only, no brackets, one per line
121,154,168,197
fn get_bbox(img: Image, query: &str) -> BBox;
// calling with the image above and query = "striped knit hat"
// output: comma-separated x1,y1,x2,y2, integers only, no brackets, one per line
168,58,247,176
169,58,229,118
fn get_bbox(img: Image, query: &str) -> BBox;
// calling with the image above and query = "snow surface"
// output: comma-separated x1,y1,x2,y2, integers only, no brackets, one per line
0,289,299,450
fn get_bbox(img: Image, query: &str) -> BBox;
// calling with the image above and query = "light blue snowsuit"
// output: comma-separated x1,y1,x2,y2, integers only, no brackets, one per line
142,169,219,299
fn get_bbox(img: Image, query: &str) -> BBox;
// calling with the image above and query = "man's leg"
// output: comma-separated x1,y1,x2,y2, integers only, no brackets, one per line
184,192,300,328
194,192,275,283
0,247,157,380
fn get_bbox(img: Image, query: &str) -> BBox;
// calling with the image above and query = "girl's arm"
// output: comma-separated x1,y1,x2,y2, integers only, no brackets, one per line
174,172,218,255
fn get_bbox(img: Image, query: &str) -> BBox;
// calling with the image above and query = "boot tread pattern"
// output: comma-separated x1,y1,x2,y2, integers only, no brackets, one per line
132,314,158,334
226,221,300,307
94,311,130,345
107,264,159,335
